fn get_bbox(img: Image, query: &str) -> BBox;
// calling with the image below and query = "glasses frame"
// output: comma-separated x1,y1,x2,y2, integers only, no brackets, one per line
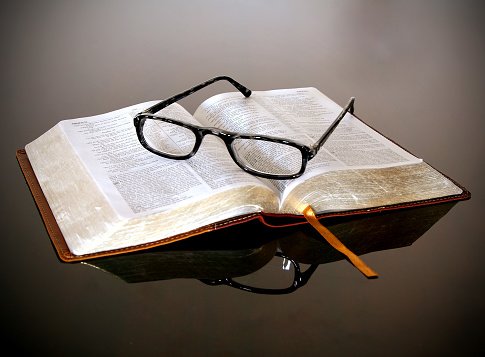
134,75,355,180
199,251,319,295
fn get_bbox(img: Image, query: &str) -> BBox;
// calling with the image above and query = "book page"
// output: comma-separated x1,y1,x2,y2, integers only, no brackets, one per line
193,88,422,203
279,162,463,215
58,102,271,219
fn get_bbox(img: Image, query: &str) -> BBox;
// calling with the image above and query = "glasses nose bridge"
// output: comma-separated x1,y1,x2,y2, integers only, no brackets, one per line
201,127,235,144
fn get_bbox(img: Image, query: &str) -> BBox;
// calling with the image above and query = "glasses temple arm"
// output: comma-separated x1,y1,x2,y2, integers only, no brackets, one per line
142,76,252,115
309,97,355,158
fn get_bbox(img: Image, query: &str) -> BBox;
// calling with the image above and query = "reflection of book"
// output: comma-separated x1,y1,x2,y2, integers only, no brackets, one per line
18,86,469,261
278,201,458,264
84,220,279,283
83,202,457,287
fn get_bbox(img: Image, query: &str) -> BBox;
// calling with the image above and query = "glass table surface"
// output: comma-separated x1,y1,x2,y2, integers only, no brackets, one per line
1,1,483,356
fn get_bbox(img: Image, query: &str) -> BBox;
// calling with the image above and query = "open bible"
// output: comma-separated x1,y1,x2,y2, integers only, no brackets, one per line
19,86,469,262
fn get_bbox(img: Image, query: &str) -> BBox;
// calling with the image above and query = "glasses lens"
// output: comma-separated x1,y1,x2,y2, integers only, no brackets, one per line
232,255,297,290
232,138,303,177
141,118,197,156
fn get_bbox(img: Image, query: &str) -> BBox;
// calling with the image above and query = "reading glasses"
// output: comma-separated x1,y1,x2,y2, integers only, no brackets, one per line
134,76,355,180
199,251,319,295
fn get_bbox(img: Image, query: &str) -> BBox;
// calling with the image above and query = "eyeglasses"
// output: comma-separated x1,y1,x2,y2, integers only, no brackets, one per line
199,252,319,295
134,76,355,180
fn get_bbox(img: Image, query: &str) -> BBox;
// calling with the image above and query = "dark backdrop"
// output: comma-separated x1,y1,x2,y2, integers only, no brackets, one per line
1,1,484,356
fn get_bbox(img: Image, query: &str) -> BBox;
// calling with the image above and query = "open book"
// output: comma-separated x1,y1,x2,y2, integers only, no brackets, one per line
20,86,468,261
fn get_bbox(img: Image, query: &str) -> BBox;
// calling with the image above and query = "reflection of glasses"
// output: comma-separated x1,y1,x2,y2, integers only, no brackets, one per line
134,76,355,180
199,252,319,295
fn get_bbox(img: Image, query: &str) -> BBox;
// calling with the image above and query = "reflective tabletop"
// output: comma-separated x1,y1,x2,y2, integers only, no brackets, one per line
1,1,483,356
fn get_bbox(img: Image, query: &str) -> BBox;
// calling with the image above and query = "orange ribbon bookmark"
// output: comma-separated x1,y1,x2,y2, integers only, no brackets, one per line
301,204,378,278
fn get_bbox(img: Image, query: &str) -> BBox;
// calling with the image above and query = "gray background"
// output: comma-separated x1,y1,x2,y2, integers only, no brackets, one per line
1,1,484,356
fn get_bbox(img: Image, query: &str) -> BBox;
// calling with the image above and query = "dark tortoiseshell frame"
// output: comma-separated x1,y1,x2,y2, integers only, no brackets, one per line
199,252,319,295
134,76,354,180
